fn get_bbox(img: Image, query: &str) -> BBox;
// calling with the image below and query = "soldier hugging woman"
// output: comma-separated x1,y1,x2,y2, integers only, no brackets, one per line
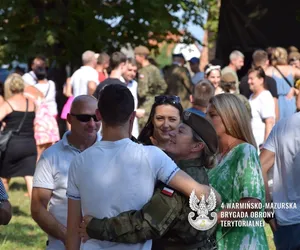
78,103,220,250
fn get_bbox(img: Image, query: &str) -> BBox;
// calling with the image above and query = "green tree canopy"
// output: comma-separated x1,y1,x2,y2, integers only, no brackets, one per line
0,0,207,67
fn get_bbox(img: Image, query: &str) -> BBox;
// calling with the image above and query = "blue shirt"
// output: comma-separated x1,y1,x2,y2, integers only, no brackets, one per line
185,107,205,117
0,179,8,200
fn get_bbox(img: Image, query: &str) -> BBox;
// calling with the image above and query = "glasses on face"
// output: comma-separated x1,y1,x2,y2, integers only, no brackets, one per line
154,95,181,105
70,113,99,122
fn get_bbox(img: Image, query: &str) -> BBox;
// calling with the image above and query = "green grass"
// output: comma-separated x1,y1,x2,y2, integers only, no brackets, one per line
0,178,276,249
0,178,46,250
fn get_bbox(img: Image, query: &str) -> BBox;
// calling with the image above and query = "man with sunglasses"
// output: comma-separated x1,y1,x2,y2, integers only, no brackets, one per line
66,84,221,250
31,95,101,250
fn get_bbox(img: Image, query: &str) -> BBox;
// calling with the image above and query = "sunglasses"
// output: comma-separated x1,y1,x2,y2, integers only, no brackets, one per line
70,113,99,122
154,95,181,105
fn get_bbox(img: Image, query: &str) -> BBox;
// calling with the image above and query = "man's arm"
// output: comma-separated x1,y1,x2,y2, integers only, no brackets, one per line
88,81,97,95
67,199,82,250
260,149,275,205
31,188,66,244
260,148,277,232
0,200,12,225
168,170,222,206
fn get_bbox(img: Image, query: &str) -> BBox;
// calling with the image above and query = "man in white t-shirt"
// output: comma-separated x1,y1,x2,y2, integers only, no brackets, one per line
31,95,101,250
23,55,47,85
66,84,220,250
122,58,146,138
69,51,99,97
260,112,300,250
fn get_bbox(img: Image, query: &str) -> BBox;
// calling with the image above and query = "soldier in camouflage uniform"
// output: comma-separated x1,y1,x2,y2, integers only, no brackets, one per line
134,46,168,129
163,51,193,110
79,111,219,250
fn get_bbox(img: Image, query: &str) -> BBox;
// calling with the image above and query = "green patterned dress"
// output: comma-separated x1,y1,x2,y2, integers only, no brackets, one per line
208,143,269,250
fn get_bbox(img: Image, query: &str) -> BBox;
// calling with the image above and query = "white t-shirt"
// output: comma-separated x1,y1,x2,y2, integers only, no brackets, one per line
23,71,37,85
70,66,99,97
127,80,139,138
33,132,101,250
264,113,300,226
249,90,275,148
67,138,179,250
34,80,58,116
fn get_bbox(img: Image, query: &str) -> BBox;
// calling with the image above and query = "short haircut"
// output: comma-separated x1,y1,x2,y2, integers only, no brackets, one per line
252,50,268,67
34,55,46,62
248,66,267,89
82,50,95,65
229,50,244,61
110,52,127,70
98,84,134,126
127,58,137,67
192,79,215,107
97,52,110,64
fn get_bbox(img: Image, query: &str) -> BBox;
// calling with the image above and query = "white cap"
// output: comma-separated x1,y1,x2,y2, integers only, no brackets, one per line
181,44,201,61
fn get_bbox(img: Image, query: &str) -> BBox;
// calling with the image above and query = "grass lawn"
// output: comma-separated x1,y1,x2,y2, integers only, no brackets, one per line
0,178,276,249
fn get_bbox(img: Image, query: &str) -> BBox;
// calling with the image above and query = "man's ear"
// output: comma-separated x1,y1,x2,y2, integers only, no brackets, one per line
67,113,72,125
96,109,102,121
128,111,136,137
191,142,205,153
190,95,194,104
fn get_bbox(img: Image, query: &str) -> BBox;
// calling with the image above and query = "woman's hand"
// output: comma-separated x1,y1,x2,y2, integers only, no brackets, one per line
286,88,295,100
78,215,93,243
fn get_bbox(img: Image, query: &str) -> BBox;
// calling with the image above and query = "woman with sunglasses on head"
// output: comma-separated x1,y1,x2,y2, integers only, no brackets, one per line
204,64,224,95
137,95,183,150
78,110,220,250
207,94,268,250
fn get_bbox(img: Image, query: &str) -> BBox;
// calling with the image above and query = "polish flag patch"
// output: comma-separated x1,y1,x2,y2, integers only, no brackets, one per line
161,187,174,197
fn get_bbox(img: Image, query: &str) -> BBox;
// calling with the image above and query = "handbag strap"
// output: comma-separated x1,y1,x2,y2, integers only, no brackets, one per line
274,66,293,88
15,98,29,134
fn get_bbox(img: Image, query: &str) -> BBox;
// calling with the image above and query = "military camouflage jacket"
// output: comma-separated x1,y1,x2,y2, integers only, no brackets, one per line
137,64,167,105
86,158,217,250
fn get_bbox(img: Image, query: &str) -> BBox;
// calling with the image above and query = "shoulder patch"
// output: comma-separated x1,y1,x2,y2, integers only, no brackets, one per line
139,74,144,79
161,187,174,197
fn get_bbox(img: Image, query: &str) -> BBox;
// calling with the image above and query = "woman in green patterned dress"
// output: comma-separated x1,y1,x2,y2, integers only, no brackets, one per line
207,94,269,250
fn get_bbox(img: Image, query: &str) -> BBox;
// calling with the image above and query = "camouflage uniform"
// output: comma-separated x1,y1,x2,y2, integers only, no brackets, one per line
164,64,193,110
138,64,167,129
86,158,217,250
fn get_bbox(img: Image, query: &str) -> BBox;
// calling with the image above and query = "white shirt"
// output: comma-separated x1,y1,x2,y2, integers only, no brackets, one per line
120,77,139,138
34,80,58,116
264,113,300,226
70,66,99,97
23,71,37,85
127,80,139,138
67,138,179,250
249,90,275,148
33,132,101,250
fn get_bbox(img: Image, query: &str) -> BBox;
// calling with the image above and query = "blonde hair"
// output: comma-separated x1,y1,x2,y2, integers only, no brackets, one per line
4,73,25,100
271,47,288,66
210,93,257,148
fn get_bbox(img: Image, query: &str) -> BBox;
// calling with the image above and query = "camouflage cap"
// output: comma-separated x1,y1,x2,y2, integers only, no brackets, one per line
182,111,218,155
134,46,150,55
221,72,236,83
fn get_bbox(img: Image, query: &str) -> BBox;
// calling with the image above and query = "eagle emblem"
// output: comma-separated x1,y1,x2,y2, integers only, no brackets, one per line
188,188,217,231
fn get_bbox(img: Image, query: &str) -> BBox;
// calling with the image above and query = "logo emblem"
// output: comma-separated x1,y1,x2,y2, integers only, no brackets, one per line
188,188,217,231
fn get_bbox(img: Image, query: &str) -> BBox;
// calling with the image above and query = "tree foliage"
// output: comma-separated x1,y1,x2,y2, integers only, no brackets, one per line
0,0,207,67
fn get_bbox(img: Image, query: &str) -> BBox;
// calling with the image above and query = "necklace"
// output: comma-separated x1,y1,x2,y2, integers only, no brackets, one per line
218,139,240,162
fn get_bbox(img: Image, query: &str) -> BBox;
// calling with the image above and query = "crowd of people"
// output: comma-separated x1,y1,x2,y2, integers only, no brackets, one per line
0,44,299,250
